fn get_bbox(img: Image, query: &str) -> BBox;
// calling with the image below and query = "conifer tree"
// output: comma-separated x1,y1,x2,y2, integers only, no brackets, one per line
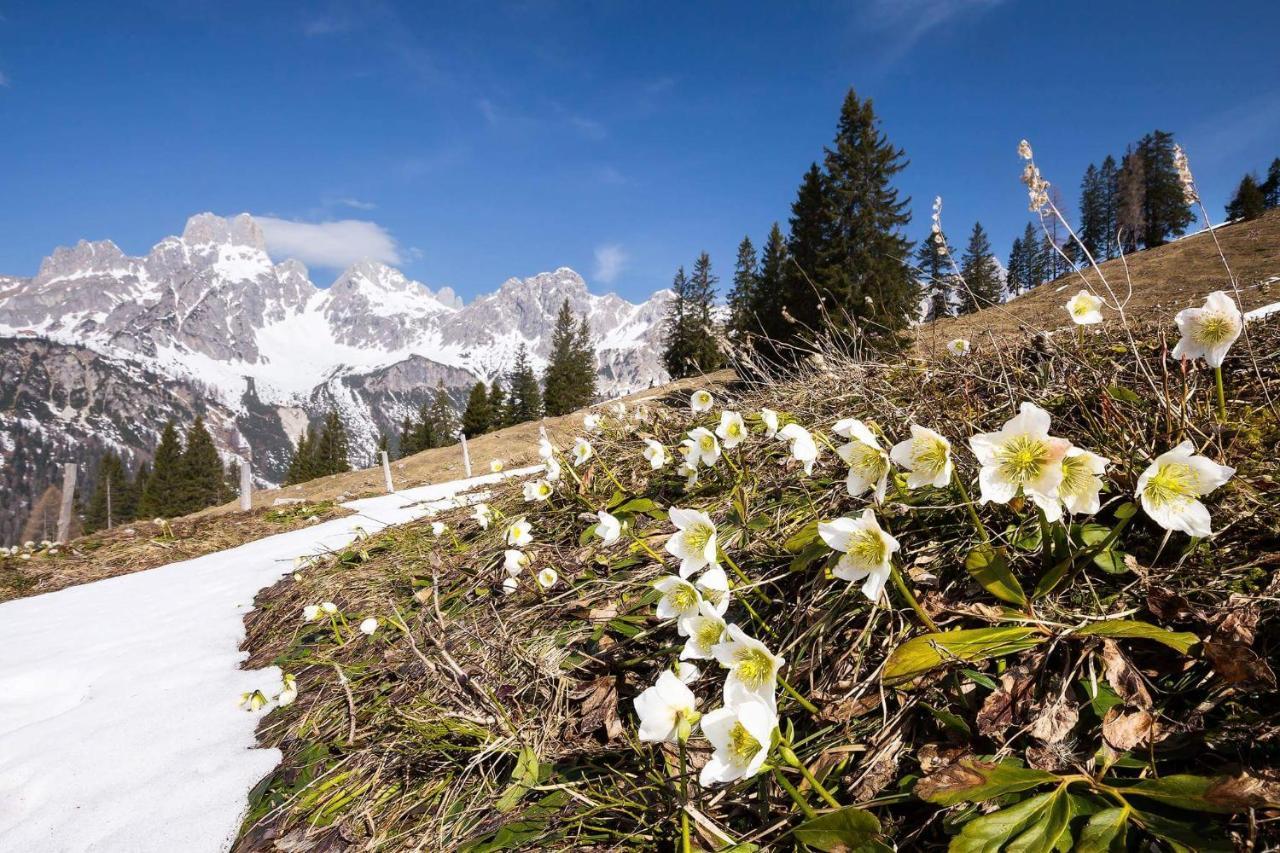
461,382,492,437
506,345,542,424
375,433,390,461
1117,146,1146,253
420,383,456,447
1006,236,1025,298
124,462,147,522
178,416,224,513
487,381,507,430
1226,174,1266,221
285,426,314,485
140,420,184,518
661,255,723,378
570,316,597,408
915,231,952,320
1020,223,1046,287
1038,235,1058,284
782,164,831,337
661,267,694,378
820,88,916,339
312,411,351,476
1098,155,1120,259
1262,158,1280,209
84,451,127,532
744,224,790,360
542,299,590,416
1136,130,1194,247
1078,163,1106,260
726,236,759,339
957,222,1001,313
410,400,435,453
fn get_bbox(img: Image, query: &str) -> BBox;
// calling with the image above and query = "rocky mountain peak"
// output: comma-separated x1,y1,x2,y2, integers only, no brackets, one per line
180,212,267,252
34,239,132,284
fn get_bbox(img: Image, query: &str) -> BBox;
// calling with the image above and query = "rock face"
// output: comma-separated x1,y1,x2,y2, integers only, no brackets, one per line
0,213,671,539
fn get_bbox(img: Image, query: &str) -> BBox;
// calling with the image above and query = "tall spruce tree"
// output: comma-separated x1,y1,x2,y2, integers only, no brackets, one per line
1098,155,1120,259
727,236,760,339
313,411,351,476
1136,130,1194,247
140,420,184,518
819,89,916,339
461,382,492,437
1226,174,1266,221
783,164,831,337
542,299,593,416
1006,236,1025,298
660,267,696,378
424,383,457,446
487,380,507,430
957,222,1001,313
396,417,413,458
661,254,723,378
1078,163,1106,260
570,316,597,408
743,223,790,359
1117,146,1146,253
286,425,315,484
178,416,224,513
915,231,952,320
1021,223,1046,287
506,345,542,424
84,451,128,532
1262,158,1280,209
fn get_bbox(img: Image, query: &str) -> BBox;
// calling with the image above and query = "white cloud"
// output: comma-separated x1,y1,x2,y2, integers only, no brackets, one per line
256,216,402,269
336,197,376,210
861,0,1005,63
593,244,628,284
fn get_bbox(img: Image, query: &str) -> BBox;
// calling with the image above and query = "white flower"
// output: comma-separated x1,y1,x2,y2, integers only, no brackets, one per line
473,503,493,529
634,670,699,743
677,463,699,489
239,690,269,712
1066,290,1104,325
302,605,321,622
359,617,379,636
947,338,971,357
777,423,819,475
677,438,699,468
674,662,700,684
968,402,1072,522
687,427,721,467
690,389,713,413
698,693,777,786
712,624,784,709
694,566,730,617
1059,447,1109,516
716,411,747,449
572,437,594,466
665,507,719,577
818,508,900,602
609,402,626,419
506,518,533,547
642,438,668,469
544,456,562,482
595,510,622,545
655,575,703,622
583,413,602,433
834,418,891,502
538,435,554,460
759,408,779,438
1136,440,1234,538
431,521,448,536
679,600,728,660
502,576,519,595
1018,139,1033,160
889,424,953,490
320,602,338,615
503,549,529,576
489,459,504,473
276,674,297,708
1172,291,1243,368
523,479,554,502
537,567,559,589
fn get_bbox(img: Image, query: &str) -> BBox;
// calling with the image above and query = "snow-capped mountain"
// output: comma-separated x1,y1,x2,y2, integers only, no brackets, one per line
0,213,670,538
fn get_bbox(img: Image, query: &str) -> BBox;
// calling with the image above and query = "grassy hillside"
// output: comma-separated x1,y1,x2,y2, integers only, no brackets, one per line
233,287,1280,850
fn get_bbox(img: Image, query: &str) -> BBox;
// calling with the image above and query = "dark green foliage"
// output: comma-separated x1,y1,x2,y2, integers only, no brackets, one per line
139,420,184,518
424,383,458,447
783,163,832,336
661,254,724,379
957,222,1002,313
1098,154,1120,259
84,452,129,533
506,345,542,425
1078,162,1107,260
290,411,353,482
1136,130,1194,247
177,415,225,514
1005,236,1025,298
542,300,597,416
915,231,952,320
487,381,507,430
396,417,414,459
1263,158,1280,209
1226,173,1266,222
726,236,759,340
461,382,492,437
286,426,316,484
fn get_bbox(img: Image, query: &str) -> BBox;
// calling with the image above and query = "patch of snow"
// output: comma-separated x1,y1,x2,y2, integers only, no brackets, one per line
1245,301,1280,321
0,467,540,853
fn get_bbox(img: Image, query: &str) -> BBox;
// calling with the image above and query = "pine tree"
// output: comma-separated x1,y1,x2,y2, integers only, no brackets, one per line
782,164,831,337
410,400,434,453
1078,163,1106,260
313,411,351,476
1021,223,1046,287
487,381,507,430
178,416,224,513
1006,237,1025,298
915,231,952,320
139,420,184,518
661,267,696,378
1098,155,1120,259
957,222,1001,313
819,89,916,339
542,299,587,416
375,433,390,462
461,382,492,437
1136,130,1194,247
285,426,314,485
1225,174,1266,222
743,223,790,359
1116,146,1146,253
661,255,723,378
84,451,127,533
1262,158,1280,209
570,316,597,408
123,462,147,522
423,383,457,447
727,236,759,339
506,345,542,424
1038,235,1057,284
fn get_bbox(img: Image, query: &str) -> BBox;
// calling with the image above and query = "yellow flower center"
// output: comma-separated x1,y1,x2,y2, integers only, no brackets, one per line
700,435,715,451
734,646,776,691
850,442,887,475
694,619,724,650
728,721,762,764
996,435,1050,484
1060,455,1092,498
1143,462,1199,509
847,529,887,569
683,523,713,553
1193,313,1235,346
537,484,551,497
668,582,698,612
912,436,949,476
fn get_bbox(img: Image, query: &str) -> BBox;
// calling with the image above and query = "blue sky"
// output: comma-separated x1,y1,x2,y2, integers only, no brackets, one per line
1,1,1277,303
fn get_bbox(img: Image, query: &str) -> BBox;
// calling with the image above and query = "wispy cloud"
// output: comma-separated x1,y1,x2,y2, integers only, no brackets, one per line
335,197,376,211
0,71,9,88
257,216,402,269
859,0,1005,65
476,98,499,125
593,244,628,285
569,115,607,141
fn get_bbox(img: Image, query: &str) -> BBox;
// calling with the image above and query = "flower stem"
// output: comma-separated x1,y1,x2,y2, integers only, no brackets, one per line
1214,365,1227,421
951,470,992,545
778,675,820,716
779,740,842,809
1038,508,1053,572
890,563,938,633
773,769,818,819
719,548,772,605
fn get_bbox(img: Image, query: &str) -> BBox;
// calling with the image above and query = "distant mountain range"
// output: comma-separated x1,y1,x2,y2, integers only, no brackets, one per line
0,213,671,540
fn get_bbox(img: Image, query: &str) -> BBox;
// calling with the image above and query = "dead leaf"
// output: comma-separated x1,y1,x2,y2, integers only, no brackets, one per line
1205,770,1280,811
1029,697,1079,744
818,694,880,723
1214,598,1260,646
1203,640,1278,688
1147,586,1195,621
918,742,967,773
1100,639,1153,710
976,665,1035,738
576,676,623,741
1102,706,1156,750
1025,743,1073,772
914,756,987,803
588,605,618,623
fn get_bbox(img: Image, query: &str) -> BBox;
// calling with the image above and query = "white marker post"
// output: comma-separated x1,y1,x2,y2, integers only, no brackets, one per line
239,459,252,512
56,463,76,543
459,432,473,477
381,450,394,493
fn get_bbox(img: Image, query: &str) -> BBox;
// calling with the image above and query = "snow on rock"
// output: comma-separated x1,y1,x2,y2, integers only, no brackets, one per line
0,467,540,853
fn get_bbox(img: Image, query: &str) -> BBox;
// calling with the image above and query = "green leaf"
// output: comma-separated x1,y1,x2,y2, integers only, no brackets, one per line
916,757,1059,806
921,702,971,736
1091,551,1130,574
964,545,1027,606
1004,787,1074,852
1120,774,1252,814
1077,523,1111,546
790,540,829,573
1077,677,1122,718
883,627,1044,688
784,520,820,553
1075,807,1128,852
950,791,1056,852
1129,807,1234,851
961,668,999,690
792,805,883,851
1074,619,1199,655
1033,558,1072,600
1106,385,1141,405
611,496,660,514
1113,501,1138,520
494,745,539,813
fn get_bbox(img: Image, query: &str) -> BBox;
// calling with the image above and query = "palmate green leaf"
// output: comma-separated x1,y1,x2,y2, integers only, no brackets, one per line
610,496,661,515
1129,807,1234,852
883,627,1044,688
1105,384,1142,405
1119,773,1262,813
916,757,1059,806
950,789,1100,853
1075,807,1128,852
1091,550,1130,574
784,520,820,553
1074,619,1200,655
792,804,886,851
964,544,1027,606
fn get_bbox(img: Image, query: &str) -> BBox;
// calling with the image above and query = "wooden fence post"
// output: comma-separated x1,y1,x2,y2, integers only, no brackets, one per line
239,458,252,512
459,433,473,477
381,450,394,493
56,463,76,543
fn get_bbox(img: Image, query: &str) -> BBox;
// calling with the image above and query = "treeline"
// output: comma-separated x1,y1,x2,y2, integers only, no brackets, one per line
284,410,353,485
83,416,235,531
1225,156,1280,222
